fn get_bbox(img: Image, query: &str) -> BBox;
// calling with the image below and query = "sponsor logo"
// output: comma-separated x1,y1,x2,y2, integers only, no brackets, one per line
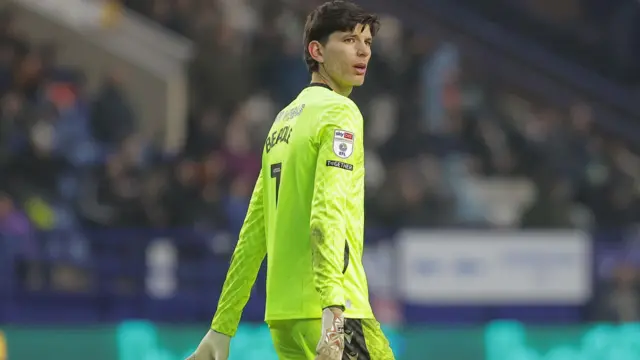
326,160,353,171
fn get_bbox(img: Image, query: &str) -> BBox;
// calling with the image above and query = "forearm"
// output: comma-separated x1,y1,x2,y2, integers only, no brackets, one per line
310,224,346,309
211,173,266,336
210,242,265,336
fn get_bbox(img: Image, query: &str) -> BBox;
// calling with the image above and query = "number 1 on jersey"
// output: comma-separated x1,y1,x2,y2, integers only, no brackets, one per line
270,162,282,207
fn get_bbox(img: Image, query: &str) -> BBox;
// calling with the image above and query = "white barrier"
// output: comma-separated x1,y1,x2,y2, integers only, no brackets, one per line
397,230,592,304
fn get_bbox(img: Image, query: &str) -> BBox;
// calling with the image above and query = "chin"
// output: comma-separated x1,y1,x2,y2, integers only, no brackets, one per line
351,77,366,87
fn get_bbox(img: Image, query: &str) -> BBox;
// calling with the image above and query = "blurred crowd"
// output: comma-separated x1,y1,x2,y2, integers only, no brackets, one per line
1,0,640,264
125,0,640,231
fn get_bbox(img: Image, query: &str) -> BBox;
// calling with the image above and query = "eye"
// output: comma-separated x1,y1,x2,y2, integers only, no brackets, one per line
365,40,372,47
344,37,355,43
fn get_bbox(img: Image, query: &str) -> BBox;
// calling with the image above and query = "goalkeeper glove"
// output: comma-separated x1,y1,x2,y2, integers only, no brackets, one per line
186,329,231,360
315,307,345,360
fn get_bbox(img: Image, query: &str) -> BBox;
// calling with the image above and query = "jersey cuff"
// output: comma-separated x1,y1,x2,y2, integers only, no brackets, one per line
320,292,345,310
323,305,346,311
210,321,236,337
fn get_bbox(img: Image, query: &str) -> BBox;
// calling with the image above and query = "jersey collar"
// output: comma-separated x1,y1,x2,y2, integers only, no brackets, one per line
307,82,333,91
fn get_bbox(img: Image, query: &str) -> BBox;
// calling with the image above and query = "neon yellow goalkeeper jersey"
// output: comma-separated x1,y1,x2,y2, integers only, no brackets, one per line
211,83,373,337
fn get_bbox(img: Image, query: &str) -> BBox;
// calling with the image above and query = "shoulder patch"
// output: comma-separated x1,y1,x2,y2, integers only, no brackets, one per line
333,129,354,159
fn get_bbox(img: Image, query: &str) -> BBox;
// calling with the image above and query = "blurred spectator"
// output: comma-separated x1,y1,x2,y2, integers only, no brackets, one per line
163,158,203,227
593,261,640,322
189,20,250,111
520,176,574,228
184,107,225,158
220,112,260,183
224,176,252,235
0,92,26,166
6,103,69,199
0,191,34,257
575,141,640,230
77,137,149,228
91,70,137,146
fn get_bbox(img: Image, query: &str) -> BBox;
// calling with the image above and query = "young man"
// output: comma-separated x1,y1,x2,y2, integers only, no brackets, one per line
189,1,395,359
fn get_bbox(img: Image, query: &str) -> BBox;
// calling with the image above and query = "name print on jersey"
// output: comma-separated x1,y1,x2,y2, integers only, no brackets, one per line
265,125,293,153
275,104,306,122
333,130,354,159
265,104,307,154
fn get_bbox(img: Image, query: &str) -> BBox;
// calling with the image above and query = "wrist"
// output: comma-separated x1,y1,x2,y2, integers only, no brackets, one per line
324,305,345,316
210,327,232,338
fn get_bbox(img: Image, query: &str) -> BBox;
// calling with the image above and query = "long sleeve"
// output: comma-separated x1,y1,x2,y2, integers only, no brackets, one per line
211,171,266,336
309,103,363,310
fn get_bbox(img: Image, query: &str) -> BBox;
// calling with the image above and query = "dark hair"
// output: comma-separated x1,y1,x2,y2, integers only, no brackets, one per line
303,1,380,73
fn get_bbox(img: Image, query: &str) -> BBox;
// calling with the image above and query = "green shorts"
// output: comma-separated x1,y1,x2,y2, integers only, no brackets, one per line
267,318,395,360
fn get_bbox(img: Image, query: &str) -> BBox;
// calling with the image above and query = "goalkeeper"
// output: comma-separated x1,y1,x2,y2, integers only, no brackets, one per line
189,1,395,359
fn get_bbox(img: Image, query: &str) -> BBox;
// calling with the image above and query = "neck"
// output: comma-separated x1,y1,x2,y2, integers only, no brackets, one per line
311,71,352,97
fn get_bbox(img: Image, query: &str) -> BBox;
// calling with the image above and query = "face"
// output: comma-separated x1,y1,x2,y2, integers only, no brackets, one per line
311,24,373,90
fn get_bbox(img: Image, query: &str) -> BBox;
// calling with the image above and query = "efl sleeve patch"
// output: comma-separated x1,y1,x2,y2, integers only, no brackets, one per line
333,129,354,159
326,160,353,171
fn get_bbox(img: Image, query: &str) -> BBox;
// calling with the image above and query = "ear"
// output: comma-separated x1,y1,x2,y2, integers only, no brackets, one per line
308,40,324,64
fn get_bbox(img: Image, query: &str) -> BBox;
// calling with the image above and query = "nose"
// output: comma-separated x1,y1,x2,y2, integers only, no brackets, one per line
357,42,370,58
